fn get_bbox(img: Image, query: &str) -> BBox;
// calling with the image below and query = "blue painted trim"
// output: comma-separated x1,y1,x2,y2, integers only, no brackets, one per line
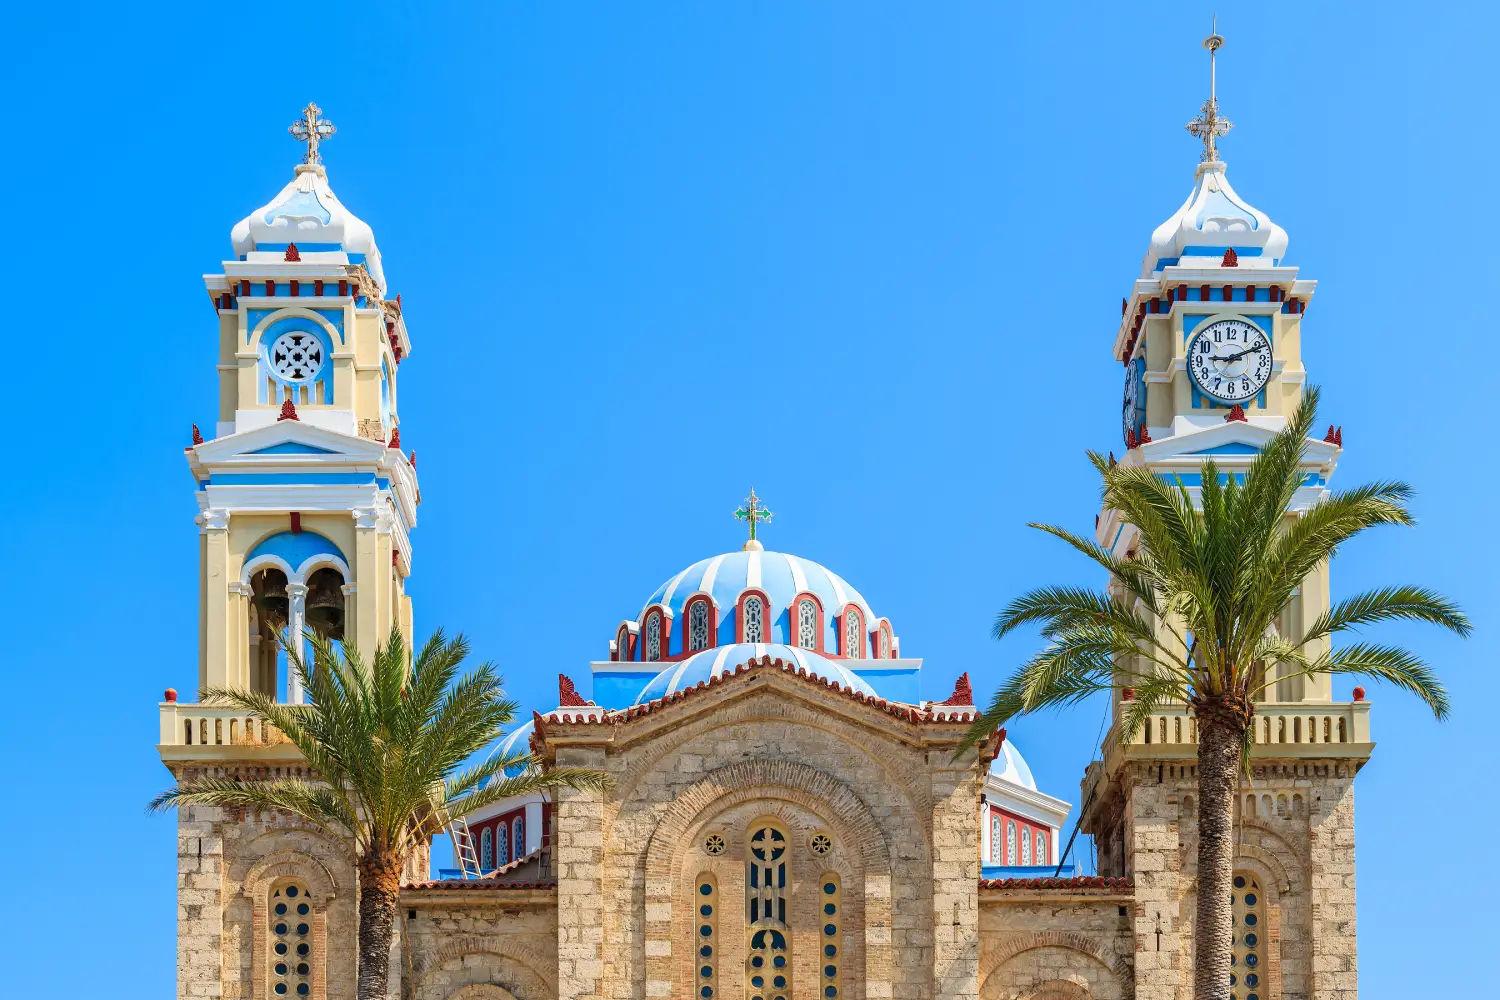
247,442,338,455
246,530,347,569
211,473,377,485
248,308,345,346
982,863,1077,879
1180,245,1263,257
1185,443,1261,456
1166,472,1325,487
253,242,344,253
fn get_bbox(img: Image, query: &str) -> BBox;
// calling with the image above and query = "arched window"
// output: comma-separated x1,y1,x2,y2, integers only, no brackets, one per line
990,814,1003,863
688,599,711,652
480,827,494,871
842,607,864,658
797,599,818,650
495,823,509,868
1006,821,1017,865
513,817,525,859
1035,831,1047,867
878,623,892,659
1232,873,1266,1000
645,613,662,662
742,595,766,643
820,873,841,999
696,875,718,999
268,881,314,997
746,825,790,1000
1021,827,1032,866
617,626,631,662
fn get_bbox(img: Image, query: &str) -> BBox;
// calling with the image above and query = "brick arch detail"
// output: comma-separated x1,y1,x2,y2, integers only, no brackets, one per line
1017,980,1092,1000
414,941,551,1000
610,687,931,819
240,848,339,1000
641,758,895,1000
446,987,518,1000
981,932,1130,992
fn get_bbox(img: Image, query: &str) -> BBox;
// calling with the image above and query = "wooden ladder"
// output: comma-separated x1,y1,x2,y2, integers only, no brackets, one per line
448,817,483,879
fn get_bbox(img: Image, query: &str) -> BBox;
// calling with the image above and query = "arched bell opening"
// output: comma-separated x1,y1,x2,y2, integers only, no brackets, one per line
304,567,347,641
250,568,290,699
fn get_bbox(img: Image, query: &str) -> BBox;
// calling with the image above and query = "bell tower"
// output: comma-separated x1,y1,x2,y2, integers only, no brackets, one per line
184,104,418,702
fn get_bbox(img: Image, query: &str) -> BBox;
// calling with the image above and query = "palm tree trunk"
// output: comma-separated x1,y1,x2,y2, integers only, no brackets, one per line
356,852,405,1000
1193,702,1247,1000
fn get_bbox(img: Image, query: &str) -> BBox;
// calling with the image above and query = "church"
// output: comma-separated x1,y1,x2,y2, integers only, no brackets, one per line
161,35,1371,1000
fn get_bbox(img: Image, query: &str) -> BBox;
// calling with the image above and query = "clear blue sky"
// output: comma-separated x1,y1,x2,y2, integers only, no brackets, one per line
0,2,1491,996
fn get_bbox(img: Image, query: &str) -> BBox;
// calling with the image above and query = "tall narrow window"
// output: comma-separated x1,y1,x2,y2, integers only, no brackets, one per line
843,608,863,658
645,613,662,661
990,814,1003,863
513,817,525,859
1231,873,1265,1000
689,600,711,652
496,823,509,868
746,825,790,1000
617,626,631,662
480,827,494,871
878,624,891,659
743,596,765,643
1021,827,1032,866
1035,831,1047,867
820,874,841,999
797,599,818,650
269,881,313,997
697,876,718,999
1006,821,1017,865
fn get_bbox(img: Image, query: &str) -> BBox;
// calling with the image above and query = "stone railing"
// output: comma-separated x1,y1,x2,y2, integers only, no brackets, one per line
1119,700,1371,750
159,702,291,748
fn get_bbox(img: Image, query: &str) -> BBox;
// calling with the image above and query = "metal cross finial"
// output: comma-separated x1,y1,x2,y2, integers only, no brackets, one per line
1185,18,1232,162
289,103,336,165
734,489,774,543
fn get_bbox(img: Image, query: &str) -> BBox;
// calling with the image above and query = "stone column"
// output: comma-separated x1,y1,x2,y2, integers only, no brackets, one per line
353,508,381,655
227,582,253,691
1124,768,1184,1000
201,509,232,695
177,801,225,1000
555,746,607,1000
286,583,308,703
1309,767,1359,999
929,751,981,1000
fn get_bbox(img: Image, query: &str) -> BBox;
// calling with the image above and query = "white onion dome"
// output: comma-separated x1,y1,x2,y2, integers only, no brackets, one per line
989,739,1036,791
230,163,387,293
633,643,879,704
1141,161,1288,278
618,548,897,661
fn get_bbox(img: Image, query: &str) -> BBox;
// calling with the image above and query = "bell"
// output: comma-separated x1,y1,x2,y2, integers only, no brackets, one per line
254,571,289,626
304,569,346,640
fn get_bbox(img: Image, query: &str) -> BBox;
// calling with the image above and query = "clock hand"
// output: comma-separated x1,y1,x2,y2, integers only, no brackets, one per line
1214,346,1261,364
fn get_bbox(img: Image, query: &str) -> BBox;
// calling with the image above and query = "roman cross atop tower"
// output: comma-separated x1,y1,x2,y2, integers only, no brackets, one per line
289,102,336,165
734,489,774,551
1185,21,1232,162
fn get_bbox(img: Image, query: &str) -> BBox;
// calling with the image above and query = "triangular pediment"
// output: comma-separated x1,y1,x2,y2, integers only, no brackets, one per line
190,421,390,469
1139,420,1339,473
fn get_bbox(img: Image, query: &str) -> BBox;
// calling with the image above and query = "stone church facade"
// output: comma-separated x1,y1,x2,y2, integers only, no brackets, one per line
162,52,1374,1000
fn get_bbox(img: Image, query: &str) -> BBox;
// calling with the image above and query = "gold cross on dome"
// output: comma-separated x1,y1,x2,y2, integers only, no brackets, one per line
734,489,774,543
1185,20,1233,162
289,103,336,165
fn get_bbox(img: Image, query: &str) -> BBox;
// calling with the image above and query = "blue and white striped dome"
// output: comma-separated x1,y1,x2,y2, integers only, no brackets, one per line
486,716,544,782
633,643,878,705
628,549,885,659
989,739,1036,791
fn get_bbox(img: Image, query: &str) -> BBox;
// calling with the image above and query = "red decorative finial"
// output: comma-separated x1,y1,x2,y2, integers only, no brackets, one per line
164,687,178,703
1225,404,1247,422
1325,424,1338,443
1335,426,1343,446
191,423,203,445
1221,247,1238,267
278,400,299,421
1121,297,1128,317
285,242,301,262
942,672,975,706
1352,685,1366,702
388,427,401,449
409,451,417,468
1108,451,1117,467
395,292,403,310
1122,687,1135,702
1137,426,1151,444
558,674,595,707
1125,428,1137,449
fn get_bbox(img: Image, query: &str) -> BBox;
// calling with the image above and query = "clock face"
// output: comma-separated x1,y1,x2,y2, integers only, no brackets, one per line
1122,357,1146,443
1187,319,1272,403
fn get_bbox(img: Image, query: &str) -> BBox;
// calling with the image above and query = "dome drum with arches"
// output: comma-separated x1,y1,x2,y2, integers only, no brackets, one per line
632,643,879,704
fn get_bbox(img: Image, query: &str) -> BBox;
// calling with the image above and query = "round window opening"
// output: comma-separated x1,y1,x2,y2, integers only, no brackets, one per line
269,331,325,382
704,833,726,856
810,832,833,856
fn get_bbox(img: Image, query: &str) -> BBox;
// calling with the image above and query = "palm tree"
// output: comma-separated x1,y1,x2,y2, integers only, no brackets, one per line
962,387,1468,1000
150,626,608,1000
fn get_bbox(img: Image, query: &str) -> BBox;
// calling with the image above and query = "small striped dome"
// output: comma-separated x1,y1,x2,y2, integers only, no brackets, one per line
485,717,543,782
624,549,888,660
989,739,1036,791
633,643,878,705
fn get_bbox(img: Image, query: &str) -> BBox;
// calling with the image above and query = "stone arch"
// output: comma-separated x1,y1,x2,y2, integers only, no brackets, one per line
241,848,341,902
413,940,551,1000
241,848,340,1000
1237,821,1305,897
981,932,1131,993
446,987,518,1000
642,758,894,1000
1018,980,1093,1000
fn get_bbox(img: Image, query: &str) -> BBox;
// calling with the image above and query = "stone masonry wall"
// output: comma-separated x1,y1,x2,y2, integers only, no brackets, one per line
400,897,558,1000
978,894,1133,1000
